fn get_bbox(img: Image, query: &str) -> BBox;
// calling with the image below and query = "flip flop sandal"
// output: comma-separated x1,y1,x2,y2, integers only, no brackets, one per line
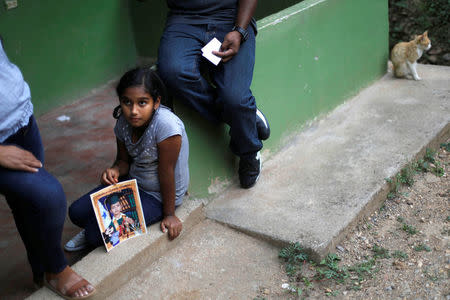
44,268,96,300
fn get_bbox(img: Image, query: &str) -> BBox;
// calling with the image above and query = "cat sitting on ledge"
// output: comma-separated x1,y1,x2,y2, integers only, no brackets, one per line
390,31,431,81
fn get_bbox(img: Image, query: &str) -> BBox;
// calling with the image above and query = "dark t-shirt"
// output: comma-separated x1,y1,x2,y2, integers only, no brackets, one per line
166,0,238,23
165,0,257,33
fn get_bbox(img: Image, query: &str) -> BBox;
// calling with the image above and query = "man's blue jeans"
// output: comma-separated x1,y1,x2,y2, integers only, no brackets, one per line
0,116,67,281
158,22,262,158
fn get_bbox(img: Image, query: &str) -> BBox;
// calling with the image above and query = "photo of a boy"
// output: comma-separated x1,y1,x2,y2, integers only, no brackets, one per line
102,193,137,247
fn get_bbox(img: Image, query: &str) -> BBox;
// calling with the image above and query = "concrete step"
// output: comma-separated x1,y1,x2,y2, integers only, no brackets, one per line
28,64,450,299
109,220,288,300
27,199,205,300
206,64,450,260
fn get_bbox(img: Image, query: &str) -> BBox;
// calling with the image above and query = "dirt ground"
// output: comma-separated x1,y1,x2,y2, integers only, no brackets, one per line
273,140,449,299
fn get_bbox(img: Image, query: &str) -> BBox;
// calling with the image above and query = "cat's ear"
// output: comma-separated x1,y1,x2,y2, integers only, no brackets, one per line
423,30,428,36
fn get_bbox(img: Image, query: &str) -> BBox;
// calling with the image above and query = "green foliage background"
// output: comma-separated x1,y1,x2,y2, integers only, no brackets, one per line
389,0,450,66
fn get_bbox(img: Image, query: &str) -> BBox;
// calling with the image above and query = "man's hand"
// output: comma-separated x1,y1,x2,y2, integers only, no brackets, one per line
101,167,120,185
160,215,182,240
0,145,42,172
212,31,242,63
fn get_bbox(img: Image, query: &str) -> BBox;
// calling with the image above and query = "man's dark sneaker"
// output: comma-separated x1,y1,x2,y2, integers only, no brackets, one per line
239,151,261,189
256,108,270,140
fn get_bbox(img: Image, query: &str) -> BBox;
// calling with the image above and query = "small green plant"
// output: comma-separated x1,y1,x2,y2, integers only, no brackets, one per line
396,216,405,223
347,258,377,282
423,268,440,282
386,147,444,199
315,253,348,283
432,164,444,177
325,290,340,297
302,276,312,288
279,243,308,276
423,148,436,164
397,217,417,235
398,165,415,186
402,223,418,235
424,148,436,164
446,216,450,222
372,245,390,259
387,192,396,200
392,250,408,260
414,243,431,252
416,148,445,176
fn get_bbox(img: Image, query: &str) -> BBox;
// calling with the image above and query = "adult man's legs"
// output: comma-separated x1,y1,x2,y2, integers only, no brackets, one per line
209,24,263,188
158,22,264,188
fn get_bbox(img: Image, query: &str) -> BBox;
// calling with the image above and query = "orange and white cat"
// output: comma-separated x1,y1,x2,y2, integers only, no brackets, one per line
390,31,431,80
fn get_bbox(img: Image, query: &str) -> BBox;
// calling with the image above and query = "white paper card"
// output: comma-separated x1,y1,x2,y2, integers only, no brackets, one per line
201,38,222,66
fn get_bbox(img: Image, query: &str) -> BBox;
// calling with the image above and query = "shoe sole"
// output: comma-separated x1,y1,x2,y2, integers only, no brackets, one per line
64,244,89,252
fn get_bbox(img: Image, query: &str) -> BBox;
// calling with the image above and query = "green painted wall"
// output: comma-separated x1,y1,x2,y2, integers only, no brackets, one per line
170,0,389,198
255,0,389,151
0,0,137,116
1,0,388,199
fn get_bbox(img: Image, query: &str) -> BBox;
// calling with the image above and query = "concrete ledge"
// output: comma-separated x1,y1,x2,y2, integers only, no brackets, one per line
206,64,450,261
27,198,206,300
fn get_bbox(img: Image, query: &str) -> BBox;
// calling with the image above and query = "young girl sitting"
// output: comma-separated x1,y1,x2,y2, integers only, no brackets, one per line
66,67,189,250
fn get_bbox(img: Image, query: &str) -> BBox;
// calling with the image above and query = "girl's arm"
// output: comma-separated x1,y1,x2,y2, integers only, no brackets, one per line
157,134,182,240
101,138,130,185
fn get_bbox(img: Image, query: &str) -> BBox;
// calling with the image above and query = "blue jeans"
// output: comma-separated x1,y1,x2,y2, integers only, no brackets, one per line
158,22,262,158
69,185,164,247
0,116,67,280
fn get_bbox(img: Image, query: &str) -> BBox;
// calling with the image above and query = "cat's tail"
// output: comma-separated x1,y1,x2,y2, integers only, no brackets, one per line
392,61,406,78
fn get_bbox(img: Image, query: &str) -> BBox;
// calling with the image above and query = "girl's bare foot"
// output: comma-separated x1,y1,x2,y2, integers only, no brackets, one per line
45,266,96,299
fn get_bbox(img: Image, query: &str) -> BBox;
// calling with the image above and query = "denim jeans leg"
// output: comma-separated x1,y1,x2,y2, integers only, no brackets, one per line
69,185,107,247
158,22,262,157
158,23,221,123
0,116,67,278
209,24,262,157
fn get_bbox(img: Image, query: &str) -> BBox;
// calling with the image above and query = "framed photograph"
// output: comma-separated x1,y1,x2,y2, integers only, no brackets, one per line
90,179,147,252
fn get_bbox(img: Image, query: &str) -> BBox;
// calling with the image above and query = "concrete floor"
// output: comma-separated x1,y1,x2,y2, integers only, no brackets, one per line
3,65,450,299
0,81,118,300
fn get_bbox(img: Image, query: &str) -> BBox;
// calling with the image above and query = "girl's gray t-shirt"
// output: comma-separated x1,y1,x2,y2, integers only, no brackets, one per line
114,106,189,206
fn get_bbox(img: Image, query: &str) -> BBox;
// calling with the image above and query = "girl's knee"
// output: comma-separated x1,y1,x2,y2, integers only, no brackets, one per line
68,196,93,226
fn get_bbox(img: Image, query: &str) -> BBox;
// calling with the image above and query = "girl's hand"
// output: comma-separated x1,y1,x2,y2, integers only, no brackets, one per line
160,215,182,240
101,167,120,185
0,145,42,172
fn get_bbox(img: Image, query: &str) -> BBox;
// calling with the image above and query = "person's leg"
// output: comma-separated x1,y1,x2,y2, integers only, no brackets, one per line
157,23,221,123
209,24,262,157
68,185,108,247
139,190,164,226
0,116,67,279
207,24,263,188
